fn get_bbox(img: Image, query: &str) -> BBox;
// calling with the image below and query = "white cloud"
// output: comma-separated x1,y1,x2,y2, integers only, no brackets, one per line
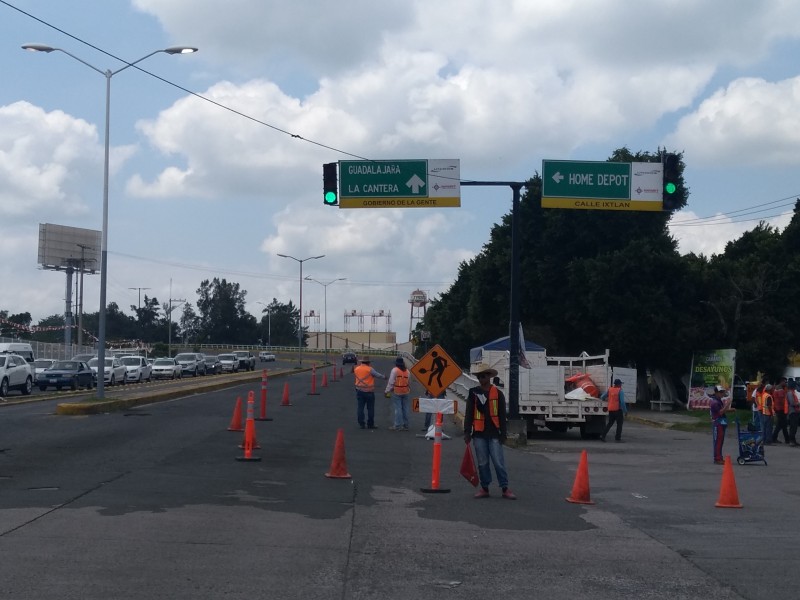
666,76,800,167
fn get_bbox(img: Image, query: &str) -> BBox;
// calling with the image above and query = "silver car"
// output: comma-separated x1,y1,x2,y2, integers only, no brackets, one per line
174,353,207,377
218,354,239,373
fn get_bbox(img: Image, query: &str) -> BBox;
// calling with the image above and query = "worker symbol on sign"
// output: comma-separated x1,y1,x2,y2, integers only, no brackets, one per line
418,350,448,389
410,344,462,398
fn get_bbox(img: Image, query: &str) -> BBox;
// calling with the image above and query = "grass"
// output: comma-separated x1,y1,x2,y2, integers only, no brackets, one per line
670,408,757,433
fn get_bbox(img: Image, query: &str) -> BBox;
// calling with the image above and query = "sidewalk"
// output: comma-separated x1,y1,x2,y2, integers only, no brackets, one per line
626,404,701,429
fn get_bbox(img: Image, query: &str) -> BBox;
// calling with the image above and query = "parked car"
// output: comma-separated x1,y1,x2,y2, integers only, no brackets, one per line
88,357,127,386
174,353,207,377
37,360,94,391
151,358,182,380
0,342,35,364
0,352,34,397
259,351,276,362
120,356,153,383
204,355,222,375
233,350,256,371
342,351,357,365
218,354,239,373
71,353,97,363
34,358,57,379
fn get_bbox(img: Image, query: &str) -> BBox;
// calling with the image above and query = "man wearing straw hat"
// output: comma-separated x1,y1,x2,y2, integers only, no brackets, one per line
464,362,516,499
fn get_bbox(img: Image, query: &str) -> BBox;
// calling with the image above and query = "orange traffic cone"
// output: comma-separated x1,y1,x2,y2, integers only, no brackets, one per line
256,370,272,421
239,391,261,449
227,397,244,432
321,371,329,388
332,365,338,382
281,382,291,406
339,366,344,380
565,450,594,505
325,428,351,478
715,455,743,508
308,366,320,395
236,392,261,462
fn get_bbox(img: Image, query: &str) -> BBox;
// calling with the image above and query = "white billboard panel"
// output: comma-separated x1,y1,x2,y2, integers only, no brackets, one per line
38,223,101,271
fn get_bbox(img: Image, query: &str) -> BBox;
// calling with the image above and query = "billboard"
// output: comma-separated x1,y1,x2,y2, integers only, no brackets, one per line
38,223,101,272
687,349,736,409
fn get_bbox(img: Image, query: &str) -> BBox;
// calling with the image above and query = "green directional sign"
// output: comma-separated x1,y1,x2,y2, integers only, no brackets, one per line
338,159,461,209
541,159,663,212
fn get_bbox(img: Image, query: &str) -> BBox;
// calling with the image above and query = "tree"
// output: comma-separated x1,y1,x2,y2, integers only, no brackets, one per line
262,299,302,347
195,278,257,344
131,295,161,342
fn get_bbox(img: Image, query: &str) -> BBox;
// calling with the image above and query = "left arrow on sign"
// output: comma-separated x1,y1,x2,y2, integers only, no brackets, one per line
552,171,564,184
406,174,425,194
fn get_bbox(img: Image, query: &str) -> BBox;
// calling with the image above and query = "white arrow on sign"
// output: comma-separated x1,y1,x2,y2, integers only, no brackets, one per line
406,174,426,194
552,171,564,184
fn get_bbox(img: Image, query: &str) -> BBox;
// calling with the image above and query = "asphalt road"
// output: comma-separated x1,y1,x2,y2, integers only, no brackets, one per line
0,357,797,599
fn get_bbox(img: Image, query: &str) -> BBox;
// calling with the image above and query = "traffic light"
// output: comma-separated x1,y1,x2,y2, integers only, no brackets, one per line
323,162,338,206
662,153,679,211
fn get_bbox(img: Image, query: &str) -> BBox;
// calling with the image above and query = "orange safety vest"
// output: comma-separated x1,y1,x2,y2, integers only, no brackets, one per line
754,390,765,412
761,393,774,416
472,386,501,431
354,364,375,392
392,368,410,394
607,387,621,412
773,388,787,413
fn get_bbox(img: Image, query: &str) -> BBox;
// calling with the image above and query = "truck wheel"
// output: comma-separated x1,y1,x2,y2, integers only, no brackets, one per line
22,376,32,395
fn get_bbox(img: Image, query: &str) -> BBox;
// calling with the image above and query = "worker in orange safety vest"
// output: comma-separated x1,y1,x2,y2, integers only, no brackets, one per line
353,356,385,430
385,356,411,431
600,379,627,442
760,384,774,445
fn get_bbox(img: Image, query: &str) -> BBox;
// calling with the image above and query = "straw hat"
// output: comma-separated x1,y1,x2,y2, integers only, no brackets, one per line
470,362,498,377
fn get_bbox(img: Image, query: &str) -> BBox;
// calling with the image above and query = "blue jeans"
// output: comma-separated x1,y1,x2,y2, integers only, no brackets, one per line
392,393,410,428
356,390,375,427
761,413,773,443
472,436,509,489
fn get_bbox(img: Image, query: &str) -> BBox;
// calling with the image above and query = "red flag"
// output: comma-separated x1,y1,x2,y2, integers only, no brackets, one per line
460,443,479,487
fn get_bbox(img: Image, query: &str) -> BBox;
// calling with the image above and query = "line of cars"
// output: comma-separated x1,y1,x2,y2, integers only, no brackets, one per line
2,344,261,397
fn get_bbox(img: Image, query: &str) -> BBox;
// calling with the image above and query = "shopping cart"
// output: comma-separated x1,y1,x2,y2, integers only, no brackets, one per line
735,416,767,466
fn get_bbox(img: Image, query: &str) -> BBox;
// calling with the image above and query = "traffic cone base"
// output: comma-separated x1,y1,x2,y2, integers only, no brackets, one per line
715,455,743,508
566,449,594,505
325,428,352,479
321,372,329,388
227,397,244,432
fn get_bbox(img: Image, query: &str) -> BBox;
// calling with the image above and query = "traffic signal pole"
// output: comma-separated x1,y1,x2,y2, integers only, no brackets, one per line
462,180,527,425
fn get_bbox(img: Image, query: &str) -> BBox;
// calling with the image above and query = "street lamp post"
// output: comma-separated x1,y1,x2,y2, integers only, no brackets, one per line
305,277,345,364
255,301,271,347
277,254,325,366
23,43,197,398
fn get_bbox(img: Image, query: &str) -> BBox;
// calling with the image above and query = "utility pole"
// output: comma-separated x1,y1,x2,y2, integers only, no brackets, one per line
167,279,185,357
129,286,151,341
76,243,95,348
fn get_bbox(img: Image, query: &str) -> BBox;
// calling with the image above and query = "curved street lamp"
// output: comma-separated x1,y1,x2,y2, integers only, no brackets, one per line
22,43,197,398
277,254,325,366
305,277,346,363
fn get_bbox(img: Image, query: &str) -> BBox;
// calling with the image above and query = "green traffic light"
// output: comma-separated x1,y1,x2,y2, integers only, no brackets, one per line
324,191,338,204
664,182,677,194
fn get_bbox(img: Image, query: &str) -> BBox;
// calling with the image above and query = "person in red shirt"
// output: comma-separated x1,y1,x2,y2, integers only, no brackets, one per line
772,378,789,444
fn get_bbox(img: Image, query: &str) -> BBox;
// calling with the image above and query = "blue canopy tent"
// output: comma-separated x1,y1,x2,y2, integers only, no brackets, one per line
469,336,545,365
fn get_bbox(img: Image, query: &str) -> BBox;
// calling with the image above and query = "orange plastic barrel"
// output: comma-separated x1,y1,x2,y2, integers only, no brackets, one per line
565,373,600,398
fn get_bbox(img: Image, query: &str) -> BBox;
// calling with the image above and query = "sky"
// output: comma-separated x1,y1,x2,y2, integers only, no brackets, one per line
1,0,799,344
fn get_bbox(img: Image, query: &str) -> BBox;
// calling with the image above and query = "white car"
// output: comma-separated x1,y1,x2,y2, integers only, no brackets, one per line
218,354,239,373
88,357,128,386
120,356,153,383
151,358,183,380
259,351,276,362
0,352,34,397
34,358,57,379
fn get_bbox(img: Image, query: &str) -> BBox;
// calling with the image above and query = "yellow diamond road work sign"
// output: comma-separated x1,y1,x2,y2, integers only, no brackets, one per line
411,344,461,398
